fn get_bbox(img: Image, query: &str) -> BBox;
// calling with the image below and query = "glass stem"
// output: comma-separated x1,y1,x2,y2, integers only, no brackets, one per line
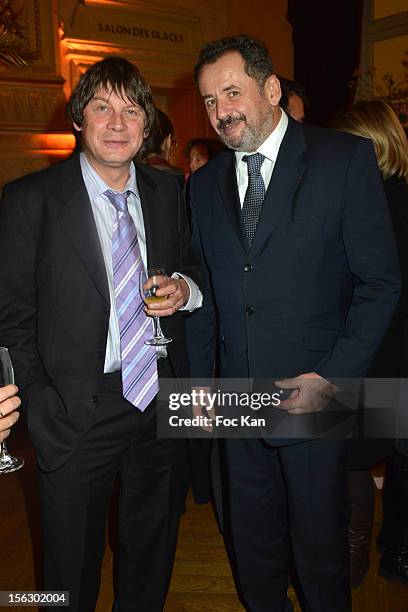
153,316,164,340
1,441,9,459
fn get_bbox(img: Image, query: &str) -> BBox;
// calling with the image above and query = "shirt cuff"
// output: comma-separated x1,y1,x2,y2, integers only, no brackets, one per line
172,273,203,312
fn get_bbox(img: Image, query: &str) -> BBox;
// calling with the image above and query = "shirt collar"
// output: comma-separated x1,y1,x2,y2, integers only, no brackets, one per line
80,152,138,197
235,109,288,166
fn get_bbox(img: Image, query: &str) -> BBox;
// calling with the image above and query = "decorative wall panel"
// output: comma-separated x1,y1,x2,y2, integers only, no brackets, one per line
0,0,292,187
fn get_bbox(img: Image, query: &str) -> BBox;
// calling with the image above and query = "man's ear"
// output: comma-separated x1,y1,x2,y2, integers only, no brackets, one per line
264,74,281,107
73,122,82,132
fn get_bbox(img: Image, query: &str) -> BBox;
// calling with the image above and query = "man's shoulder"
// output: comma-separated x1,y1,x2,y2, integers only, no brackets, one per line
135,160,184,190
3,154,78,195
191,149,231,182
300,122,368,154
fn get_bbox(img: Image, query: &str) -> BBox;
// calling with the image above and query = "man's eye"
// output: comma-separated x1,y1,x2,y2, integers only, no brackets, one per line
205,99,215,109
228,91,239,98
96,104,109,112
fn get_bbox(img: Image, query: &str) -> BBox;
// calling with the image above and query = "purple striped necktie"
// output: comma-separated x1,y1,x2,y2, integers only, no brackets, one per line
105,190,158,411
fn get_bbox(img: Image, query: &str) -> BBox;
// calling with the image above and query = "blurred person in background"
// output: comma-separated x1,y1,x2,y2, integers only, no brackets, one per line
142,108,184,187
334,98,408,587
279,76,308,123
184,137,224,173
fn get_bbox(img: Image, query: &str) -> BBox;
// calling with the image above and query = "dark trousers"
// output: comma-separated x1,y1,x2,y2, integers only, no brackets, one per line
38,372,188,612
224,438,351,612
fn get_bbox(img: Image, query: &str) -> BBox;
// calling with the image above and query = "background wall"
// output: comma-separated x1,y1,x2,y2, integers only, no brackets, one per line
359,0,408,131
288,0,365,126
287,0,408,127
0,0,292,188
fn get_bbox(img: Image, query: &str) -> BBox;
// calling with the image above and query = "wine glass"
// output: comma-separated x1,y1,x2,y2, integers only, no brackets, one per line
0,347,24,474
139,268,173,346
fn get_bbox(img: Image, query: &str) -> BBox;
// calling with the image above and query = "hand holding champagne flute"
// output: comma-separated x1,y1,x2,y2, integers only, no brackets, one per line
0,385,21,442
140,268,173,346
0,347,24,473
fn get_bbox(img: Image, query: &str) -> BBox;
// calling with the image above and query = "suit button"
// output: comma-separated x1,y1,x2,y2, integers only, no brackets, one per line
90,395,98,404
97,351,104,359
243,264,252,272
245,307,254,316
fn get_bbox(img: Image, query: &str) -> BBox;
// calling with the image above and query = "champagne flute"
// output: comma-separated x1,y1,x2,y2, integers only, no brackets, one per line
0,347,24,474
140,268,173,346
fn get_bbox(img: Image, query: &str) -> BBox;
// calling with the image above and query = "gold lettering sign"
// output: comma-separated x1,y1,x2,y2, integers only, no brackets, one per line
63,5,197,53
96,23,185,44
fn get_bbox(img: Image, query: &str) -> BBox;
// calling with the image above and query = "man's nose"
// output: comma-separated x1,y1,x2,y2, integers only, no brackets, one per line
216,99,231,120
107,111,125,130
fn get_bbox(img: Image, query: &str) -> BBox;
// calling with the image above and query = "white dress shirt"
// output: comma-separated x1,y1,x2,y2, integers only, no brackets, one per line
235,110,289,205
80,153,202,372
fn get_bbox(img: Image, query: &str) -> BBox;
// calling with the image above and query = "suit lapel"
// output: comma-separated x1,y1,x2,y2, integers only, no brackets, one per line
55,154,110,303
215,122,308,255
216,152,248,253
135,163,170,268
251,119,307,256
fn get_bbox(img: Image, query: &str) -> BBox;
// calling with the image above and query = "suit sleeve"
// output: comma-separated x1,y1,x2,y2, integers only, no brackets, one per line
316,139,401,379
0,180,62,404
174,176,203,292
184,175,218,379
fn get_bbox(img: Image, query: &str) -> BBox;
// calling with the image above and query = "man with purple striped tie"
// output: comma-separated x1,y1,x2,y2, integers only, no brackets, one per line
0,57,202,611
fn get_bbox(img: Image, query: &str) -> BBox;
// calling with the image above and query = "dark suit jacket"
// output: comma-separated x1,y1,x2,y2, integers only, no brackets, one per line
0,153,201,471
351,175,408,468
185,119,401,441
369,174,408,372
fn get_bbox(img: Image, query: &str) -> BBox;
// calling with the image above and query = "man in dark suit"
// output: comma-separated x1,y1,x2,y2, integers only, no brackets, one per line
0,57,202,611
185,35,400,611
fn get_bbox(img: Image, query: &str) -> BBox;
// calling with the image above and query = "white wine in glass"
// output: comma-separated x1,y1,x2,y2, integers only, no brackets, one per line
0,347,24,474
139,268,173,346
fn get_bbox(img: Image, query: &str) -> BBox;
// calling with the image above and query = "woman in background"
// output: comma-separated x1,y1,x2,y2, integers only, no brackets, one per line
334,99,408,587
184,138,223,174
141,109,185,187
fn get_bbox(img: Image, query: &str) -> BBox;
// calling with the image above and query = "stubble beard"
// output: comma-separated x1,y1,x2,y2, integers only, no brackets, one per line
218,106,275,151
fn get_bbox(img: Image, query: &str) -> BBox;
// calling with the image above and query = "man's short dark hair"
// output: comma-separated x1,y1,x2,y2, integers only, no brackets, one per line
194,35,274,89
67,56,156,134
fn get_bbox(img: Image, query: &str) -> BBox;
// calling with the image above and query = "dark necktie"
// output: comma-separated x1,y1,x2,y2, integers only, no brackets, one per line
241,153,266,246
105,190,158,411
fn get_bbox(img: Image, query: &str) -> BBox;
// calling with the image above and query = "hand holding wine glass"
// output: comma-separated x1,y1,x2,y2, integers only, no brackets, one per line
140,268,173,346
141,269,190,316
0,384,21,442
0,347,24,473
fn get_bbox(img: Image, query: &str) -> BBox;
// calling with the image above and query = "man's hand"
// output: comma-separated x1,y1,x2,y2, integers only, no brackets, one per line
0,384,21,442
143,275,189,317
275,372,337,415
